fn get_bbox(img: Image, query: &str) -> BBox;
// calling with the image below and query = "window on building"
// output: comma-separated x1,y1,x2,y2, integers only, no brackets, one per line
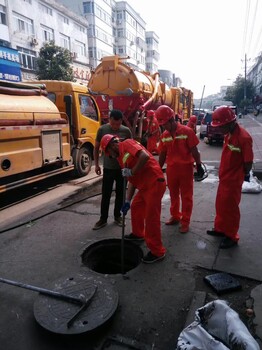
13,12,34,35
75,41,86,57
41,24,54,42
0,5,7,25
17,46,36,70
74,23,85,33
39,3,52,16
58,14,69,25
60,33,70,50
23,0,32,3
83,1,94,14
93,3,111,25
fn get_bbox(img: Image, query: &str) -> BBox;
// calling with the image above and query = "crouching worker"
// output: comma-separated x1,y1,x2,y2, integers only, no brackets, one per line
100,134,166,264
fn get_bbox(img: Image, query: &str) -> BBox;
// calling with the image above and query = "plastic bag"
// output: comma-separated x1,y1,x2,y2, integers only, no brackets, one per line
176,299,260,350
242,171,262,193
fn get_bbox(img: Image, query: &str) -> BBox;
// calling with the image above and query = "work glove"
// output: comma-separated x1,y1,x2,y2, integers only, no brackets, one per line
122,168,132,177
196,163,205,177
121,201,131,215
244,174,250,182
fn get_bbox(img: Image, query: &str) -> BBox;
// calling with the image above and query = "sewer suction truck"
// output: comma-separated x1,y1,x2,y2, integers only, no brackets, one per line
88,55,193,139
0,80,101,193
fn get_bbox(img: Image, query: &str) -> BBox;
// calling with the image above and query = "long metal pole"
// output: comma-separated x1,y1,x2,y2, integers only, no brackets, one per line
0,277,84,304
121,176,127,275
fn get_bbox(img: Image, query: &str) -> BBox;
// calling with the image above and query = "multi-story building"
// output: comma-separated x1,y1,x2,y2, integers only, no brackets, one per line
0,0,91,82
247,54,262,105
0,0,181,86
56,0,160,73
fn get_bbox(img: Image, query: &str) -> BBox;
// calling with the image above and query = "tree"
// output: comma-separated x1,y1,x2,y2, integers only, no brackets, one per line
36,41,74,81
224,75,255,111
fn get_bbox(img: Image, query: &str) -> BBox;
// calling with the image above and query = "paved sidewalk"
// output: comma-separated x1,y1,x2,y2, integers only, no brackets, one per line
0,114,261,349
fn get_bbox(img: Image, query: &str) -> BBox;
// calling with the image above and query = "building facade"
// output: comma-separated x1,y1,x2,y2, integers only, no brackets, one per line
0,0,91,82
247,54,262,102
0,0,181,86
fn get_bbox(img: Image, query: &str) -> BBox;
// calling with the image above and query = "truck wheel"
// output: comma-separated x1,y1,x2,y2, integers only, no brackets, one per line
72,147,92,177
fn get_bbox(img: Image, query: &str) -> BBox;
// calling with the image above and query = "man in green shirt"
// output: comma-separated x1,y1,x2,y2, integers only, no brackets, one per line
93,109,132,230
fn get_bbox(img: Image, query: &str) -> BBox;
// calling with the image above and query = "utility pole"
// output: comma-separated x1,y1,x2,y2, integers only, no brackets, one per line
244,53,247,101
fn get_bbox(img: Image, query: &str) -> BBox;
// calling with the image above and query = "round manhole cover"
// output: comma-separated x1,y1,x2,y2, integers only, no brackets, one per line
34,272,118,334
81,238,143,274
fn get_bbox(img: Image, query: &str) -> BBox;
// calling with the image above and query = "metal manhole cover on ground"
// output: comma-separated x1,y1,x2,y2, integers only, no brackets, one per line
34,272,118,334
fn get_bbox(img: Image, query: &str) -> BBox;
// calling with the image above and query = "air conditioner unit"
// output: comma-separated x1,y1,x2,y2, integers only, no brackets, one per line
117,20,122,25
30,38,39,46
130,41,134,46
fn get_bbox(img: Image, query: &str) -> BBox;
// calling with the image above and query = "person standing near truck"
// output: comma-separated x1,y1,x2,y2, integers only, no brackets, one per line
207,106,253,248
100,134,166,263
155,105,205,234
93,109,132,230
145,110,160,154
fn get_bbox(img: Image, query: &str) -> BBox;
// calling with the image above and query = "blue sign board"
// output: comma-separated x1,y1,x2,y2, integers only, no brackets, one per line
0,46,21,82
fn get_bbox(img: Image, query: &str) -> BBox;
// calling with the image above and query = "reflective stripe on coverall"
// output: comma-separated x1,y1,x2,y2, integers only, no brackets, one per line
214,124,253,241
118,139,166,257
158,124,199,226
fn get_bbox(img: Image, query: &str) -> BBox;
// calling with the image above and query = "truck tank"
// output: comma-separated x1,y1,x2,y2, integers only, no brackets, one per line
0,81,72,192
88,55,192,138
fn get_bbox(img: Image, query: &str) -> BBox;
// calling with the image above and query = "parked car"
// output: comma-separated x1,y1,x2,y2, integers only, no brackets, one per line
199,111,212,139
193,109,205,125
205,123,224,145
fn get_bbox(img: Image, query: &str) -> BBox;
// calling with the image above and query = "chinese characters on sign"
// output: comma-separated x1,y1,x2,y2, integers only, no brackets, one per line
0,46,21,82
73,66,92,82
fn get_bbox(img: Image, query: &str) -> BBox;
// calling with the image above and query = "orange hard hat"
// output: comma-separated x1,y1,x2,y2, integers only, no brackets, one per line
146,110,155,117
189,115,197,123
211,106,236,127
100,134,118,155
155,105,174,125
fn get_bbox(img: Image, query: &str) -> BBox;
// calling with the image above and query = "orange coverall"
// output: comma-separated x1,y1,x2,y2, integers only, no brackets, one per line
146,116,160,154
118,139,166,257
158,124,199,226
214,124,253,241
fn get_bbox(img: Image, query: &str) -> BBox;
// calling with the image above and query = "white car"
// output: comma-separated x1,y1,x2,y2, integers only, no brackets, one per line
199,111,213,139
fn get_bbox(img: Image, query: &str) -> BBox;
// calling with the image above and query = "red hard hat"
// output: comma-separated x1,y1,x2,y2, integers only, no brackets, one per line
211,106,236,127
155,105,174,125
189,115,197,123
147,110,155,117
100,134,118,155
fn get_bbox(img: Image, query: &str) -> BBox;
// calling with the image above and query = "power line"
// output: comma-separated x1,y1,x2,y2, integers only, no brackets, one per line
242,0,251,58
247,0,259,54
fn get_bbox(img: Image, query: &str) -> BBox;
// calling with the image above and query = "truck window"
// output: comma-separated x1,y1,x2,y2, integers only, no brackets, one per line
47,92,56,104
79,95,98,121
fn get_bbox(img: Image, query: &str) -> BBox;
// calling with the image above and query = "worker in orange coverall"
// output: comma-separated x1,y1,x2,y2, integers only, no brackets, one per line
187,115,197,134
145,110,160,154
207,106,253,249
155,105,205,234
100,134,166,264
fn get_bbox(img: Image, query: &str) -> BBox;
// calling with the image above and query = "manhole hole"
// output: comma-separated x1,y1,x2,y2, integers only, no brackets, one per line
81,239,143,274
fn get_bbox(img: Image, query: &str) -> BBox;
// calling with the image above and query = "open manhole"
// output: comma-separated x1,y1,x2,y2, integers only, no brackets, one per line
81,239,143,274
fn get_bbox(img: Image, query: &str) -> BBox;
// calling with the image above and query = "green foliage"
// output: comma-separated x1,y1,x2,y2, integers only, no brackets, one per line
224,75,255,108
35,41,74,81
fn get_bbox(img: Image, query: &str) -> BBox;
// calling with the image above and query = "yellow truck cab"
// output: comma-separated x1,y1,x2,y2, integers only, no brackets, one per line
38,80,101,177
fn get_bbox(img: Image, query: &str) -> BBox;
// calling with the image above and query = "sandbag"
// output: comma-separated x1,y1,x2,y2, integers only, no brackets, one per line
242,171,262,193
176,299,259,350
